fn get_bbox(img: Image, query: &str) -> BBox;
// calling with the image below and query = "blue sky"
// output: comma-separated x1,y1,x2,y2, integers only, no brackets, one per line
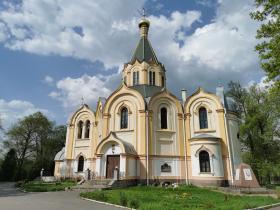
0,0,264,128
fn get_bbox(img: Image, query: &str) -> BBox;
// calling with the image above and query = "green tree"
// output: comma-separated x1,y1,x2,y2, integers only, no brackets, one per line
250,0,280,90
227,81,280,185
38,125,66,176
226,81,248,116
3,112,66,180
0,149,17,181
4,112,53,180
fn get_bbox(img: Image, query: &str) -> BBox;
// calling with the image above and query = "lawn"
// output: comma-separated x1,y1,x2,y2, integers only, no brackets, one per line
81,185,280,210
20,180,76,192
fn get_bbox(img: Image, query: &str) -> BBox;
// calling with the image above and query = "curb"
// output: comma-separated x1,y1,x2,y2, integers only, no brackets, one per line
81,197,136,210
246,202,280,210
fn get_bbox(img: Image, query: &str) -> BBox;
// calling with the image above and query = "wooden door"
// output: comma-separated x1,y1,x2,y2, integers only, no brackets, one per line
106,155,120,179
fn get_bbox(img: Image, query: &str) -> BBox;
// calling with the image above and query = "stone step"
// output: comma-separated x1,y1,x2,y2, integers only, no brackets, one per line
70,179,113,191
88,179,112,185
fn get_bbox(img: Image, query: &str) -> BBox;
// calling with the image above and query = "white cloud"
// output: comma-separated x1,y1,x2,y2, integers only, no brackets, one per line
0,99,50,129
44,75,54,85
0,22,8,42
0,0,146,69
0,0,264,111
247,76,274,90
148,0,262,92
49,74,119,110
180,2,258,72
197,0,216,7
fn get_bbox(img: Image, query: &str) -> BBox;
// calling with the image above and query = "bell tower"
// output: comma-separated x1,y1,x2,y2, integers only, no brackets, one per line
122,15,166,88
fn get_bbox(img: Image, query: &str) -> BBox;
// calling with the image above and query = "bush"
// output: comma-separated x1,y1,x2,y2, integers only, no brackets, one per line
119,192,128,206
129,198,140,209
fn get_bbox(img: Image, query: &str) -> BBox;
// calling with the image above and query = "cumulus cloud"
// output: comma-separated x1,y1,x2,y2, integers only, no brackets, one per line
247,76,274,90
0,0,263,110
0,99,50,129
49,74,120,110
197,0,217,7
148,0,261,94
0,0,146,69
0,22,8,42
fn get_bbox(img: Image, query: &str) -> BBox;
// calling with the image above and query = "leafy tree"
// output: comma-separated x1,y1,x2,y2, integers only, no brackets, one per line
250,0,280,90
3,112,66,180
226,81,248,116
0,149,17,181
4,112,53,180
227,81,280,185
37,125,66,176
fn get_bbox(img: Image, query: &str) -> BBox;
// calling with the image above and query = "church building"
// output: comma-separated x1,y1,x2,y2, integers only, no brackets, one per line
54,16,242,186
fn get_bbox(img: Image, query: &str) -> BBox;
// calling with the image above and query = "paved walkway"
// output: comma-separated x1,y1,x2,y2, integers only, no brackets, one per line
269,207,280,210
0,182,120,210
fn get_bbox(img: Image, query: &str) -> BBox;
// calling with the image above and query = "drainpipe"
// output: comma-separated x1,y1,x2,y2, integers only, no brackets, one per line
181,89,189,185
182,114,189,185
146,110,149,186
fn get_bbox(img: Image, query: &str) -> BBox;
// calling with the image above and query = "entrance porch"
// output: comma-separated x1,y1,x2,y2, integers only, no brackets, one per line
94,132,138,180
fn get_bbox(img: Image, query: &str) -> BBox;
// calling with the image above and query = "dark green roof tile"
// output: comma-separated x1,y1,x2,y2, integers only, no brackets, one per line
131,37,158,64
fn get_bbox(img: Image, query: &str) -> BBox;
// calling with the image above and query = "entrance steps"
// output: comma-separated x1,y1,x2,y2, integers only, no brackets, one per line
90,179,113,186
70,179,114,191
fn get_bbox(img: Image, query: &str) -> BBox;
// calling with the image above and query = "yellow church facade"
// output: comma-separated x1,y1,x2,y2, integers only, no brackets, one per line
54,17,242,187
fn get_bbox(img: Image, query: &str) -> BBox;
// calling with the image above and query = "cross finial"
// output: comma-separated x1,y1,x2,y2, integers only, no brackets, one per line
142,7,146,18
81,96,85,106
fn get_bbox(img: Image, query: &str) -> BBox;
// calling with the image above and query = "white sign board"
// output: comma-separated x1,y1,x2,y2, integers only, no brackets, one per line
235,169,240,180
243,168,252,180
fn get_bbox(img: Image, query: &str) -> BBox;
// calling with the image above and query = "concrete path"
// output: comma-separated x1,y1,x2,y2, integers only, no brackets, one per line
269,207,280,210
0,182,121,210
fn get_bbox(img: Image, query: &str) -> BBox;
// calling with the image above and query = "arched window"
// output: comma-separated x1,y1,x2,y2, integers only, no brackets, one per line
161,76,165,87
133,71,139,85
77,121,83,139
84,120,90,138
149,71,156,85
120,107,128,129
160,107,167,129
199,151,211,173
77,156,84,172
199,107,208,129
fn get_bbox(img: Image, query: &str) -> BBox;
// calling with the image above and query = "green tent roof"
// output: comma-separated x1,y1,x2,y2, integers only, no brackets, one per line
131,37,159,64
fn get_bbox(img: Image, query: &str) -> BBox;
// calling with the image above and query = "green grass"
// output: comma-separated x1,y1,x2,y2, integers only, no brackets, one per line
80,185,280,210
21,180,76,192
